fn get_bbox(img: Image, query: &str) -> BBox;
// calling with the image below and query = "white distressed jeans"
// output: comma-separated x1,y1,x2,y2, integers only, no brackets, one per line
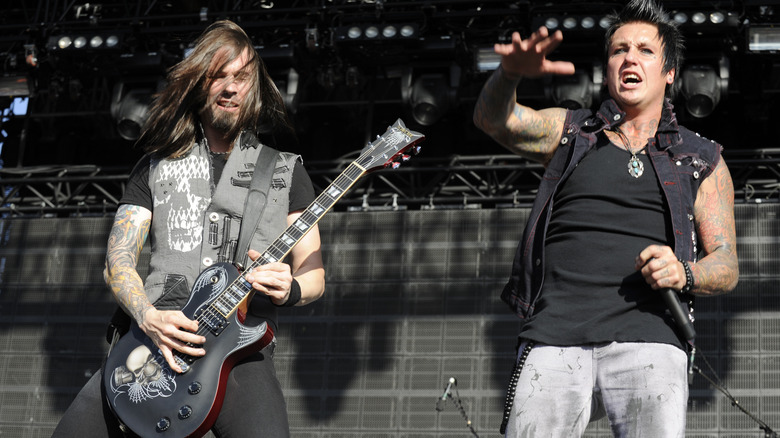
504,341,689,438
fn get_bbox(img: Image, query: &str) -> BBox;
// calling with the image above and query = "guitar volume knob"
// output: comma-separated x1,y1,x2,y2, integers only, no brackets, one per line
156,417,171,432
179,405,193,419
188,381,202,394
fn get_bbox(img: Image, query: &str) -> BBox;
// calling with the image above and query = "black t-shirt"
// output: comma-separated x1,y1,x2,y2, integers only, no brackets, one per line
519,133,683,350
120,152,315,213
119,150,315,332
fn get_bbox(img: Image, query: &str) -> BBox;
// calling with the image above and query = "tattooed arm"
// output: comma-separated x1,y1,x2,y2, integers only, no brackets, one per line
636,158,739,296
104,204,205,372
689,158,739,295
473,27,574,165
103,204,153,323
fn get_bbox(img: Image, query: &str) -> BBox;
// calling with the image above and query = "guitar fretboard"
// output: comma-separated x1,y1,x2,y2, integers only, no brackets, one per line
213,158,378,320
254,160,367,268
201,120,421,321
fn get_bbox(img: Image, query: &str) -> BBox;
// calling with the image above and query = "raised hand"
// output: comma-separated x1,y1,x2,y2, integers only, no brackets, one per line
495,26,576,78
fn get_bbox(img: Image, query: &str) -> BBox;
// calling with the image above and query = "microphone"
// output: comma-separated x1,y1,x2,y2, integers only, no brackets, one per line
440,377,456,401
660,288,696,342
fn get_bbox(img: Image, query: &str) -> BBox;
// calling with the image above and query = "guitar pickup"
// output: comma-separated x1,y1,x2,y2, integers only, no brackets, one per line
204,318,228,336
194,308,229,336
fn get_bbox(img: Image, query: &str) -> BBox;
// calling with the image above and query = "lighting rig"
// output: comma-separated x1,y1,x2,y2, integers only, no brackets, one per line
0,0,779,211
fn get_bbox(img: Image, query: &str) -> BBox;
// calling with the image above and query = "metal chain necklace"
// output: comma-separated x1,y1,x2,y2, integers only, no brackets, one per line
613,128,645,178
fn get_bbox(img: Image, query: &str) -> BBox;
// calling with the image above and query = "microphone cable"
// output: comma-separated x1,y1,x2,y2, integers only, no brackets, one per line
435,376,479,437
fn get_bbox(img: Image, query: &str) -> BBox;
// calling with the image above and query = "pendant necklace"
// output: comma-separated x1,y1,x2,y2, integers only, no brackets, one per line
613,128,645,178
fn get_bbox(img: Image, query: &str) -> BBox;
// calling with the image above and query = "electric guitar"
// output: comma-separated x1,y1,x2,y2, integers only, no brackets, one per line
102,119,424,437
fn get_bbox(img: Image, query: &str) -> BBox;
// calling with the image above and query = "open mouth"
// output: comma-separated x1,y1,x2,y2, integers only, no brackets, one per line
217,99,238,109
622,73,642,85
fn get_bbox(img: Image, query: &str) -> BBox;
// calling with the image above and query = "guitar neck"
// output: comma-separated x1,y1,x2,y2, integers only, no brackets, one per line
202,161,366,323
207,118,423,318
248,160,367,270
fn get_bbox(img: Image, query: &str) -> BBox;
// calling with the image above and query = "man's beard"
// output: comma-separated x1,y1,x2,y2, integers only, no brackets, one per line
202,104,240,133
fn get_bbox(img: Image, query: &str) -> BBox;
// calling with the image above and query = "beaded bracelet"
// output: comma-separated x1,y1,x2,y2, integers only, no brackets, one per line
679,259,694,294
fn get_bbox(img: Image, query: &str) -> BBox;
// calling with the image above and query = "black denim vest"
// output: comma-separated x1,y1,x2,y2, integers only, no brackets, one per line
501,98,722,322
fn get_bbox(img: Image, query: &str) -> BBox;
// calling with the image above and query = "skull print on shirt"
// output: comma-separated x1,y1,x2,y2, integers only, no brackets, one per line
153,155,211,253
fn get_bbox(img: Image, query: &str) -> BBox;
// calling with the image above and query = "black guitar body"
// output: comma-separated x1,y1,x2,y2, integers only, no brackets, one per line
102,262,274,438
100,118,425,437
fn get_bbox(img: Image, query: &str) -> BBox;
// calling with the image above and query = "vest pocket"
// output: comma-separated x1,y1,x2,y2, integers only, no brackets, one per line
153,274,191,310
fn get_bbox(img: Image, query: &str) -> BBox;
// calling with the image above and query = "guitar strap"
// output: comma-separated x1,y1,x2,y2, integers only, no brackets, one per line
235,144,280,268
104,144,280,347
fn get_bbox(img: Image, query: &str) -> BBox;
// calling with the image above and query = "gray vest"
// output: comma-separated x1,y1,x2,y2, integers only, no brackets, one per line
145,132,298,310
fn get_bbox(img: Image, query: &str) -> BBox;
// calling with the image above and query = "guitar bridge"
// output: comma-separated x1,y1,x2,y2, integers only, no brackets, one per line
174,356,191,373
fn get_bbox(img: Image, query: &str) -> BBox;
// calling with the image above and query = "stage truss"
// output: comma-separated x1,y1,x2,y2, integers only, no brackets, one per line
2,149,779,217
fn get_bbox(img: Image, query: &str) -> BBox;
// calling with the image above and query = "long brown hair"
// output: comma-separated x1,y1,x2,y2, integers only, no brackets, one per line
138,20,292,158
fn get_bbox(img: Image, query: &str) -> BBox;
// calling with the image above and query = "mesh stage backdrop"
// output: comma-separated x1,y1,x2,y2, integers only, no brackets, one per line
0,204,778,437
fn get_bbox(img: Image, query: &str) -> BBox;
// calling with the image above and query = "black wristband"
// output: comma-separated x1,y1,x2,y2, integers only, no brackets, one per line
276,278,301,307
679,259,694,294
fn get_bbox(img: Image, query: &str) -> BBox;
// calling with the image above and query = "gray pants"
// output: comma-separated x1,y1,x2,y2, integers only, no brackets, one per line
505,341,689,438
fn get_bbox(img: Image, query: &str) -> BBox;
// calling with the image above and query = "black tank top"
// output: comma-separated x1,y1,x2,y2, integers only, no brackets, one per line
519,133,684,350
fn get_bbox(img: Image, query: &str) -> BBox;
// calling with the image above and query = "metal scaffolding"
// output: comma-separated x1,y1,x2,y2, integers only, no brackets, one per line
2,149,779,217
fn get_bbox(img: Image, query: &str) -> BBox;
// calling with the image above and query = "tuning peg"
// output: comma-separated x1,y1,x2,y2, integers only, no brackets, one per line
384,161,401,169
401,154,411,162
412,146,422,155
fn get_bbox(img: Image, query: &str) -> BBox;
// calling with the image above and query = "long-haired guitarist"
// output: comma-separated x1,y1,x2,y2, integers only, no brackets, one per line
53,20,325,437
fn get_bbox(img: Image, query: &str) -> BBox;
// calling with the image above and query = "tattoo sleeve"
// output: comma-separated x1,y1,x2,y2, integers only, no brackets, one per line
104,205,153,323
692,158,739,296
473,66,566,164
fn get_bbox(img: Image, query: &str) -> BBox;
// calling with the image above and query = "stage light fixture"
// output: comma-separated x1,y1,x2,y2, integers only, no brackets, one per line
410,75,448,126
671,9,738,30
47,33,122,51
581,17,595,29
271,68,299,114
674,12,688,24
335,23,419,42
535,15,610,33
681,60,728,118
305,27,319,51
365,26,379,38
548,69,598,110
475,47,501,72
110,82,155,141
748,27,780,52
710,12,725,24
347,26,361,39
58,37,72,49
692,12,707,24
383,25,397,38
402,66,460,126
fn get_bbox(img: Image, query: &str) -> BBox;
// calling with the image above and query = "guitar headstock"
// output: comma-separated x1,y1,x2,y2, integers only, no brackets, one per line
357,119,424,173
